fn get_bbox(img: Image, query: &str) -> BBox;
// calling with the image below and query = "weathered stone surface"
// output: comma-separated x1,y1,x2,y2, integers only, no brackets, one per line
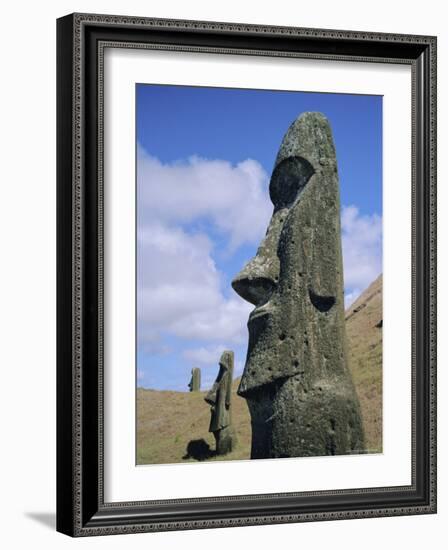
204,350,237,455
232,112,365,459
188,367,201,392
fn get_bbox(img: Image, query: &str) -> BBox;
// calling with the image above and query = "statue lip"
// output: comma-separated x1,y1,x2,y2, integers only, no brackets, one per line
248,304,272,324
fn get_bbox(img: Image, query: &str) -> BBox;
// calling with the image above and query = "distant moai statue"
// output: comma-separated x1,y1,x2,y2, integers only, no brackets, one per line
232,112,364,459
204,351,237,455
188,367,201,392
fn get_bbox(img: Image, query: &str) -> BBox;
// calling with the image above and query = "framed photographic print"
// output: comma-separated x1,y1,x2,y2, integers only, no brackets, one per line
56,13,437,536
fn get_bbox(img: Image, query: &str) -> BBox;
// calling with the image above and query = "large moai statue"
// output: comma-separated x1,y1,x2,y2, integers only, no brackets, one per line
232,112,364,459
204,351,237,455
188,367,201,392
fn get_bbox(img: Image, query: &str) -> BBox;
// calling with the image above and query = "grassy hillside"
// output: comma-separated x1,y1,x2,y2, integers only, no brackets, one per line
137,378,252,465
137,275,382,464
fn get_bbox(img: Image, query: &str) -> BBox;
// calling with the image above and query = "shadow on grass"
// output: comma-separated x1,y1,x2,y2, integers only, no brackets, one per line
182,439,216,461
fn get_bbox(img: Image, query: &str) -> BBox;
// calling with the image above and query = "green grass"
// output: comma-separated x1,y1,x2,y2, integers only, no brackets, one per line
137,275,383,464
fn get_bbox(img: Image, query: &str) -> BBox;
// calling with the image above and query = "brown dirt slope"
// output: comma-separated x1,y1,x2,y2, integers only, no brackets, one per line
137,379,251,465
345,274,383,453
137,275,382,464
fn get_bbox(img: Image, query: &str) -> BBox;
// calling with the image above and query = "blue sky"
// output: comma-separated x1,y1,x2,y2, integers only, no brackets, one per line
136,84,382,391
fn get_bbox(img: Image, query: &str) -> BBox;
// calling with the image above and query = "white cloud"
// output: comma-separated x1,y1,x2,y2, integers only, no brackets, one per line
137,145,382,358
138,223,218,324
137,222,252,344
341,205,382,306
137,146,272,251
137,145,267,348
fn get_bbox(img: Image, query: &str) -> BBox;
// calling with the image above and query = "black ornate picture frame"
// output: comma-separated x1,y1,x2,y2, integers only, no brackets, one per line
56,13,437,536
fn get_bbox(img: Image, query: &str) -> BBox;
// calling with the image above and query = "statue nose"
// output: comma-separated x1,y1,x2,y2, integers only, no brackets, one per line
232,257,278,306
232,203,284,306
232,274,276,306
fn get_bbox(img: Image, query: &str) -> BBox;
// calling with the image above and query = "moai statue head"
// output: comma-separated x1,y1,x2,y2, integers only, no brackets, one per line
204,350,236,455
188,367,201,392
232,112,364,459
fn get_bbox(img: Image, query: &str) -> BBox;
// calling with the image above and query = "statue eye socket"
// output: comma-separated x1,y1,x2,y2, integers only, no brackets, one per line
269,156,315,210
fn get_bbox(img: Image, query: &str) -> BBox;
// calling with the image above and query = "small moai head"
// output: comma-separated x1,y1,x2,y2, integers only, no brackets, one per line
204,351,234,433
188,367,201,392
